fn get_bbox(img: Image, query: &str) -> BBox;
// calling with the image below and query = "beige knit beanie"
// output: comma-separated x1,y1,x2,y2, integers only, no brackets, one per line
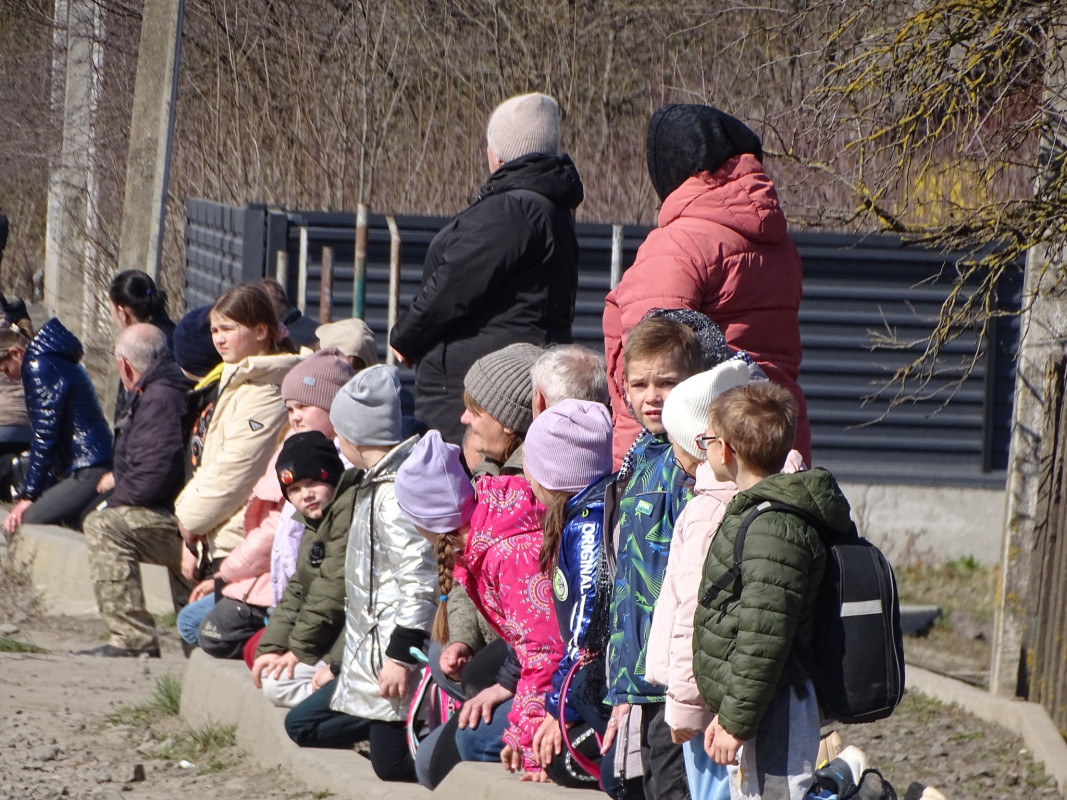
486,93,561,163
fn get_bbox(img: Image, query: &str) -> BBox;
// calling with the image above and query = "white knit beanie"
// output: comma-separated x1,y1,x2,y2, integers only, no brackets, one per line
486,93,561,163
662,358,755,461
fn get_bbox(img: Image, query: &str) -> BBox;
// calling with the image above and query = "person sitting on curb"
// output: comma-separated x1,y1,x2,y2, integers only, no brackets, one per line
252,431,348,706
0,317,112,533
79,324,193,657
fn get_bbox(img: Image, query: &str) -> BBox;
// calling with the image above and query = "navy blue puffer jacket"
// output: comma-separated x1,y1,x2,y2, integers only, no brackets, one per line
20,318,112,499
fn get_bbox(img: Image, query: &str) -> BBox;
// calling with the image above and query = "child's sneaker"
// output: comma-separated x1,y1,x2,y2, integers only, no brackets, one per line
903,782,926,800
920,788,947,800
814,745,871,798
838,745,870,780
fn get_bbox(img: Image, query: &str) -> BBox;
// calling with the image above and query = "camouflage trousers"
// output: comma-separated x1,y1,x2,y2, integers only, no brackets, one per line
82,505,193,651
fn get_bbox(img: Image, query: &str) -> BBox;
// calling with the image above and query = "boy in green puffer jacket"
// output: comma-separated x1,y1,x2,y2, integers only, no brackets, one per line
693,382,855,800
252,431,349,707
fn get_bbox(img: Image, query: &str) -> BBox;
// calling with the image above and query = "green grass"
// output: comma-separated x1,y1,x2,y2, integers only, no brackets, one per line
157,722,237,762
107,673,182,725
153,610,178,628
0,635,49,654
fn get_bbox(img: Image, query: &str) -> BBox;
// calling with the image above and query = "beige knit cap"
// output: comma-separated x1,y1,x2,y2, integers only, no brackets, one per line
486,93,561,163
315,318,378,368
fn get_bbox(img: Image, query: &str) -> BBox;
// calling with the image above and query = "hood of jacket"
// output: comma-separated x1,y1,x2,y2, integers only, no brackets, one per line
135,354,192,395
463,475,544,578
692,461,738,502
479,152,584,210
646,104,763,201
218,352,301,394
658,154,789,245
354,435,419,488
733,467,854,539
26,317,82,363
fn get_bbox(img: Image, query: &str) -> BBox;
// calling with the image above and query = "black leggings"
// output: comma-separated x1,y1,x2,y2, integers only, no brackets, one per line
284,678,415,782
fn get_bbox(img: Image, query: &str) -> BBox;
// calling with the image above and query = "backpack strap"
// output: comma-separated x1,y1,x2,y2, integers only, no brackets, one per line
699,500,827,607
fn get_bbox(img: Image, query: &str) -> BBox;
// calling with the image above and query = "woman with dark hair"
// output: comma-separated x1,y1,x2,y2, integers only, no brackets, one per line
108,270,175,344
0,320,112,533
173,283,299,591
107,270,177,425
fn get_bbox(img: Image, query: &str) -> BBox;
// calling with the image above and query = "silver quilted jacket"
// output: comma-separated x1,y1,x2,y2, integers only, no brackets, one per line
329,436,438,720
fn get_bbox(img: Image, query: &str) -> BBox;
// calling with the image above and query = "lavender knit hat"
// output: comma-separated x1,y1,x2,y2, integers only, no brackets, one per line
486,93,561,163
523,399,613,493
396,431,476,534
281,347,356,411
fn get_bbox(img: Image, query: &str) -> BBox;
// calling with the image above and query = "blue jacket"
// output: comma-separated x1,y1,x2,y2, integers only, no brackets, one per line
605,432,690,704
547,473,612,720
20,318,112,500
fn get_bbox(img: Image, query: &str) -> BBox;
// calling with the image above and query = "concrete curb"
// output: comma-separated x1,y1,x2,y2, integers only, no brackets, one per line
906,664,1067,794
10,523,176,617
180,650,592,800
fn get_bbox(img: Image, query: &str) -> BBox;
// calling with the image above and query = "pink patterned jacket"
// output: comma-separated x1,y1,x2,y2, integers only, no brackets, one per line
454,475,564,775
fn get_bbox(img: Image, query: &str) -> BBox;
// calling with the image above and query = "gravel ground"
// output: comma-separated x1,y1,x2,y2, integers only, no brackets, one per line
0,615,313,800
0,550,1063,800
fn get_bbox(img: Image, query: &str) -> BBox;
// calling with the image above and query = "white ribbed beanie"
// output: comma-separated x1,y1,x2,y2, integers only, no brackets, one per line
662,359,755,461
487,93,561,163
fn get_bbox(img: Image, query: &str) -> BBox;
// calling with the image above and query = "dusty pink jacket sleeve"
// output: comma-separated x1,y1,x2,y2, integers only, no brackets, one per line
219,446,284,605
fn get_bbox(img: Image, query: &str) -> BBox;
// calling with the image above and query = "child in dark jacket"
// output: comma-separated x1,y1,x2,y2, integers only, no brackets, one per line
522,399,614,788
252,432,347,707
692,381,849,800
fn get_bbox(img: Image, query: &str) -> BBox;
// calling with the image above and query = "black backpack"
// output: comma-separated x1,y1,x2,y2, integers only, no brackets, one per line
700,499,905,724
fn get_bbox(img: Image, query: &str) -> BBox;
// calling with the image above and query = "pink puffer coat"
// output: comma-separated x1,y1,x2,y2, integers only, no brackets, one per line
603,154,809,467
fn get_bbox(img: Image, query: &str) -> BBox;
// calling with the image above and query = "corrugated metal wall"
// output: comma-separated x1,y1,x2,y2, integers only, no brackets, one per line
185,201,1021,488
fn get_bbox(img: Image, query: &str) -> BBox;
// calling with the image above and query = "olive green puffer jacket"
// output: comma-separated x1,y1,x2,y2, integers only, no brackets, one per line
692,468,854,740
257,468,362,668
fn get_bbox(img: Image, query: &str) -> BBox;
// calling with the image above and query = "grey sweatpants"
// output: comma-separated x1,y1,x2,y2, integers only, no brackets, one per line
728,680,820,800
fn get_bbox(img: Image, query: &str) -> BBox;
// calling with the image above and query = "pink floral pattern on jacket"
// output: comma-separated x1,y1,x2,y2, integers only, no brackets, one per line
454,475,564,775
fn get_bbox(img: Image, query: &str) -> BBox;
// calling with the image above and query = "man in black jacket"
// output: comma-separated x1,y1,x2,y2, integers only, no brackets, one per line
80,324,194,657
390,92,584,444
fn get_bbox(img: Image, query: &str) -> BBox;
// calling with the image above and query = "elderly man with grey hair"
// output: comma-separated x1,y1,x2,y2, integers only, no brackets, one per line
79,323,194,657
530,344,608,419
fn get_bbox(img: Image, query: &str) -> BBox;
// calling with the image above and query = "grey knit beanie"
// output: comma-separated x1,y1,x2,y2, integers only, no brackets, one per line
329,364,403,446
463,342,543,434
281,348,356,412
486,93,561,163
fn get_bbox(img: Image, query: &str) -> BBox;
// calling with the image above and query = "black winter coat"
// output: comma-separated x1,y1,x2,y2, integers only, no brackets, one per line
109,355,192,511
20,318,112,500
389,153,584,443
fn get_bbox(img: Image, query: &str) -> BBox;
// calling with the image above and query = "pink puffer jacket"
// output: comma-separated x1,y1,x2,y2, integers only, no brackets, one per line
218,446,284,608
603,154,809,467
645,450,806,732
454,475,564,776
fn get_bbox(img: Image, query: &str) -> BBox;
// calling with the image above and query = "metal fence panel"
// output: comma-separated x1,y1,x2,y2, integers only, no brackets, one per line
184,201,1020,488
